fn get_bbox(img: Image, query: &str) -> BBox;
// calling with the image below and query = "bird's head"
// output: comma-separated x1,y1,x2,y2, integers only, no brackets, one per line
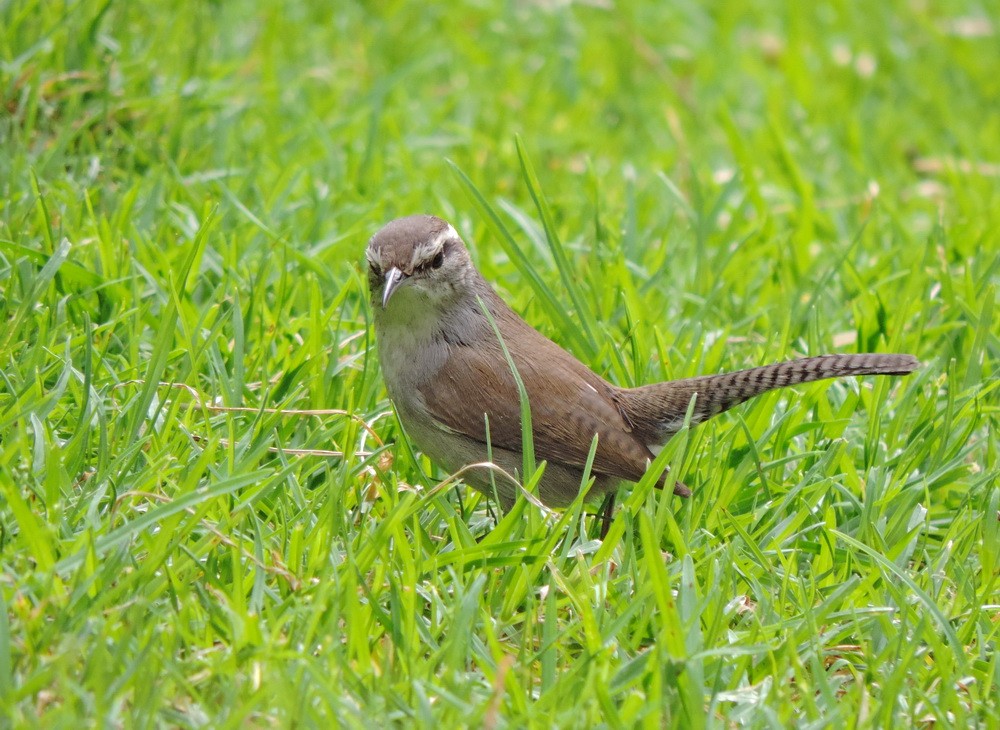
366,215,475,312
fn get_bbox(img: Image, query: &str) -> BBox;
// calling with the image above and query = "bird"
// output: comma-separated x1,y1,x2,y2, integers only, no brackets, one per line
366,214,920,513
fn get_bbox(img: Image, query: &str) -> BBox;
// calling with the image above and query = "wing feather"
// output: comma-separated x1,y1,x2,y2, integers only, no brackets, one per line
419,337,655,482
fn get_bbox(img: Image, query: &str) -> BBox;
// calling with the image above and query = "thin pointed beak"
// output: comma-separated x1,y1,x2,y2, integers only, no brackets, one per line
382,267,407,308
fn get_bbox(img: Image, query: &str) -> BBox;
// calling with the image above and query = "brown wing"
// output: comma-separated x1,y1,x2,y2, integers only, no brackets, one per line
419,328,656,482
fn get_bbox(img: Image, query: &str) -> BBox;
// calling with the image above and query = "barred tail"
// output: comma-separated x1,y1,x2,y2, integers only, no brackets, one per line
621,353,920,444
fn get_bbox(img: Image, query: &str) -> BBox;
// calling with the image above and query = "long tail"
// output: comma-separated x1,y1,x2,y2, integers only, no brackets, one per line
620,353,920,445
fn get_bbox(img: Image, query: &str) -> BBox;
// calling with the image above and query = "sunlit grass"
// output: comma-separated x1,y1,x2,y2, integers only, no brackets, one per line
1,0,997,726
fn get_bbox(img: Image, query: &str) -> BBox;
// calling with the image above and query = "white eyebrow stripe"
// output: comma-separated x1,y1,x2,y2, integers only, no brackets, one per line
409,225,457,270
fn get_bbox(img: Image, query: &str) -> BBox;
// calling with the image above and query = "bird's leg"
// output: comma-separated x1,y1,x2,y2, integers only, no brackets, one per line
484,495,499,526
598,492,616,539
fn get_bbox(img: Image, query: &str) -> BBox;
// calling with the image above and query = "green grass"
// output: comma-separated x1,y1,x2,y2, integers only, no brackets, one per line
1,0,998,726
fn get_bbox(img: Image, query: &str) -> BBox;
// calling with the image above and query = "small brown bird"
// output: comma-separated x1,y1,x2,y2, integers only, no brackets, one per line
367,215,919,511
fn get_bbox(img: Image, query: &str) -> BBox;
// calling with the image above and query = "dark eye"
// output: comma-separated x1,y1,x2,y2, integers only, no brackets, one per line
431,251,444,269
369,261,381,277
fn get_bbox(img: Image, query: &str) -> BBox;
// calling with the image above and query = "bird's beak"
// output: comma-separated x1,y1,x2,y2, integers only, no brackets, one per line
382,267,407,308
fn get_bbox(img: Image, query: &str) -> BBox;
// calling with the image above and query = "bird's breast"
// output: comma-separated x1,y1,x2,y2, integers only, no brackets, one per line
376,320,448,395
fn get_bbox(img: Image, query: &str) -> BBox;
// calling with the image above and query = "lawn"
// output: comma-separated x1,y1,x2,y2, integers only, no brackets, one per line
1,0,998,726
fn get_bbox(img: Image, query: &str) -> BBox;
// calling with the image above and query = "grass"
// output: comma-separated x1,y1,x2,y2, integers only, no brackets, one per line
1,0,998,726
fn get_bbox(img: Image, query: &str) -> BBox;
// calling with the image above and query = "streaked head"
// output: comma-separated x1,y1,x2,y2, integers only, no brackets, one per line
366,215,473,310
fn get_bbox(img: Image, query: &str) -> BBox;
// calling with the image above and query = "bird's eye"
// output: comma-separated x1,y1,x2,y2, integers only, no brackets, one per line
369,261,382,277
431,251,444,269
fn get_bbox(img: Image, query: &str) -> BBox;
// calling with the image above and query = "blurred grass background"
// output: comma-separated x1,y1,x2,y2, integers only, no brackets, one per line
1,0,998,726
